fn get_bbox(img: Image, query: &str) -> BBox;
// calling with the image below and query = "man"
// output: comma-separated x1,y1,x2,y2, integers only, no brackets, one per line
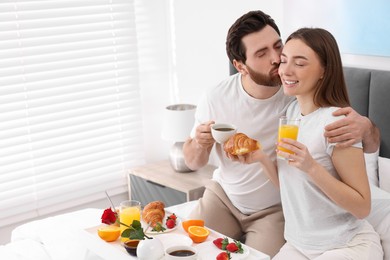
183,10,379,257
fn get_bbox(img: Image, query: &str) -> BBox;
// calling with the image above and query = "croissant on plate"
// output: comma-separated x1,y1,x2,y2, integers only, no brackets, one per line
223,133,260,155
142,201,165,227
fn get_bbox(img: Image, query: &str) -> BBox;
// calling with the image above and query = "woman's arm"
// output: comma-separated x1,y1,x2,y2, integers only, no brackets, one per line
328,146,371,218
231,150,280,187
279,139,371,219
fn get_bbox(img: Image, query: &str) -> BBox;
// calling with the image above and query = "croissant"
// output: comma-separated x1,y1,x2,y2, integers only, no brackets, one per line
142,201,165,227
223,133,260,155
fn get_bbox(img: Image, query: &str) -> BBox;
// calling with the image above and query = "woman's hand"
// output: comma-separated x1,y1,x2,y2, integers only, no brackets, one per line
277,138,317,174
225,149,267,165
226,149,280,187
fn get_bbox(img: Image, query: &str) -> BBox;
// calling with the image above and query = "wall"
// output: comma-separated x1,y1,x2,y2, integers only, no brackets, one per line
173,0,284,104
282,0,390,71
143,0,390,166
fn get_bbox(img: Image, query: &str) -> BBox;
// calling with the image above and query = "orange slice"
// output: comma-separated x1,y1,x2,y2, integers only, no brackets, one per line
187,225,209,243
182,219,205,232
97,225,121,242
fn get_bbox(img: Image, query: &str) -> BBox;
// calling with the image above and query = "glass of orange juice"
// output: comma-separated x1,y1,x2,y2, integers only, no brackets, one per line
277,116,300,159
119,200,141,242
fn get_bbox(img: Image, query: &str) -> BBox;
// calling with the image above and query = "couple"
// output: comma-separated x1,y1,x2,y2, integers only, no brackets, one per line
183,10,383,259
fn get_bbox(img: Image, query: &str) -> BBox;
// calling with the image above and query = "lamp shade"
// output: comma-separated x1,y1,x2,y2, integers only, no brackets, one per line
161,104,196,142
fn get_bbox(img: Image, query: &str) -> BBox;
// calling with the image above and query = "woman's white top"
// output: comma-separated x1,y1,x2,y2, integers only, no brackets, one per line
278,100,364,250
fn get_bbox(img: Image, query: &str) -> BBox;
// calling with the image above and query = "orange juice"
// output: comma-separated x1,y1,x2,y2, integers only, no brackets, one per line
278,124,299,154
120,200,141,242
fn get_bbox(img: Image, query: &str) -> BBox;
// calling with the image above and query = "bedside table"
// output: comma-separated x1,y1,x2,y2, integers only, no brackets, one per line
128,160,216,207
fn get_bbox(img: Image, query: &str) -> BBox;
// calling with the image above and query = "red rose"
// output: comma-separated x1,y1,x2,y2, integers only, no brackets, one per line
101,208,118,225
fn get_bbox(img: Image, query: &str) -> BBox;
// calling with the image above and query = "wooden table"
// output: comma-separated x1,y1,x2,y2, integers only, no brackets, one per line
128,161,216,206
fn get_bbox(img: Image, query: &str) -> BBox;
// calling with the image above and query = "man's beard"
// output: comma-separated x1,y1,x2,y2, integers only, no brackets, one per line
246,64,281,87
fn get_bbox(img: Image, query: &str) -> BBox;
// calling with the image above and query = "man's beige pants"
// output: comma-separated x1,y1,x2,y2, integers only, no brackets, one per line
189,180,285,257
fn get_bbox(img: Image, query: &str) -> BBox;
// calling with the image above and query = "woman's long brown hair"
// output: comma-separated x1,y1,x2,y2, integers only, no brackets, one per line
286,28,350,107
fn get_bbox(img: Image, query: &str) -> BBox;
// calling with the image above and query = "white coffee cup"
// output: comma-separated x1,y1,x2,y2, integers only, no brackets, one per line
165,245,198,260
211,123,237,144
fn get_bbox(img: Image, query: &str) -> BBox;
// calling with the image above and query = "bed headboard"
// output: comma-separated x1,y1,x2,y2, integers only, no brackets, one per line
343,67,390,158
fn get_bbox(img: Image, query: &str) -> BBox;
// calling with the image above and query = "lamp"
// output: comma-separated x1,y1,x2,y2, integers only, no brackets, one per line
161,104,196,173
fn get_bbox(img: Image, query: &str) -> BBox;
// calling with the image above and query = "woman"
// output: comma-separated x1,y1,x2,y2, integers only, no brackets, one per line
250,28,383,259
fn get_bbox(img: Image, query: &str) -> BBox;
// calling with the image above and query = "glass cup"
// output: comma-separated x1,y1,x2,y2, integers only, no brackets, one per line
277,116,301,159
119,200,141,242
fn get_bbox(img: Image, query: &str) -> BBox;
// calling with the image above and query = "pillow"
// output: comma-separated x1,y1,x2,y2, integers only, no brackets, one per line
379,156,390,192
367,185,390,260
365,149,379,187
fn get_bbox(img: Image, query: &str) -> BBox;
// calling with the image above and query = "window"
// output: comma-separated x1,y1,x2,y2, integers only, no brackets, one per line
0,0,144,228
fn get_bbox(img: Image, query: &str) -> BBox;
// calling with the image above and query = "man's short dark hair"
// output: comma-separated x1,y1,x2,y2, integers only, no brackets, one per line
226,10,280,64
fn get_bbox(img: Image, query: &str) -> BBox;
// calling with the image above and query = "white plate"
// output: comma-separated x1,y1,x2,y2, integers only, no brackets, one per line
145,215,181,234
195,241,250,260
155,233,193,249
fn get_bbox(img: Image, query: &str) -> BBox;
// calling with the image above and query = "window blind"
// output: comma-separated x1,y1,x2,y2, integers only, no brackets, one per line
0,0,144,228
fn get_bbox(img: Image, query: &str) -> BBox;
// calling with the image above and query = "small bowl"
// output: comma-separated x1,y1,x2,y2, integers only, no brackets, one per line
123,240,140,256
165,245,198,260
211,123,237,144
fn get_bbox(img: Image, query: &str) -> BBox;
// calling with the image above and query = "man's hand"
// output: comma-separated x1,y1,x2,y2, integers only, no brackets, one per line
194,121,215,149
324,107,380,152
183,120,215,170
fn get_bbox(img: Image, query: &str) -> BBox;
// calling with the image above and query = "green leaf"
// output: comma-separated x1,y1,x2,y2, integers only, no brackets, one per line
121,228,132,238
131,220,142,229
233,239,244,254
151,222,166,232
129,228,146,240
119,219,152,240
221,237,229,250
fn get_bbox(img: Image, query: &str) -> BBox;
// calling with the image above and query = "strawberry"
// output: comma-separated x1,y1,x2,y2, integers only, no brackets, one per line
213,238,224,249
226,240,244,253
165,213,177,229
216,251,231,260
168,213,177,221
213,237,229,250
226,242,238,252
166,218,176,229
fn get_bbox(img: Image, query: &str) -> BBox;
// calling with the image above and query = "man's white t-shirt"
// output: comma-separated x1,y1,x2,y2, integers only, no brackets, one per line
278,100,364,250
192,73,293,214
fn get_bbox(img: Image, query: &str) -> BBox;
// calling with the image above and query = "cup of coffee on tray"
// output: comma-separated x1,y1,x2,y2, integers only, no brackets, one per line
211,123,237,144
165,245,198,260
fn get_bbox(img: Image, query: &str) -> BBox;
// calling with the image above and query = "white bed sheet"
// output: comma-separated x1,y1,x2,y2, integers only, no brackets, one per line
0,239,51,260
9,208,104,260
5,197,389,260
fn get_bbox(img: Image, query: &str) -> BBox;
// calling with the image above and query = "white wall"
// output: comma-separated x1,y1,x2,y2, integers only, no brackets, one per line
282,0,390,71
141,0,390,165
173,0,284,104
